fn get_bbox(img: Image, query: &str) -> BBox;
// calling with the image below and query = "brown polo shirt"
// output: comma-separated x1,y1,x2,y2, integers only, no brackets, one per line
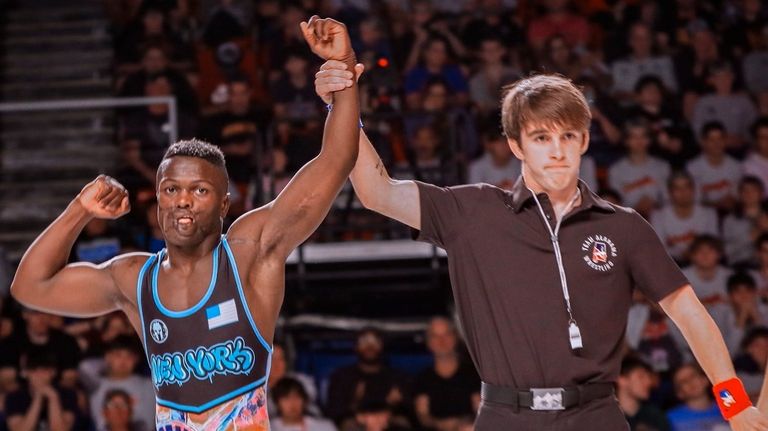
415,177,688,389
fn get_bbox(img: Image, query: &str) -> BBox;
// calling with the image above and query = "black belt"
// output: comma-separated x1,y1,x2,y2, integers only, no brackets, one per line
481,382,615,411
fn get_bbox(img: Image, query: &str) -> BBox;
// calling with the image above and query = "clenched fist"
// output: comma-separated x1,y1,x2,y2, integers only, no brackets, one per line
76,175,130,219
300,16,355,65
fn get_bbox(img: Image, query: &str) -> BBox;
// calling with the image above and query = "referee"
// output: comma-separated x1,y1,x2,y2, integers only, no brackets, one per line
315,65,768,430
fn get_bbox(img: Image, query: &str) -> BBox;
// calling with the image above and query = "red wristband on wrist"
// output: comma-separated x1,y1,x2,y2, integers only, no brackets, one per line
713,377,752,420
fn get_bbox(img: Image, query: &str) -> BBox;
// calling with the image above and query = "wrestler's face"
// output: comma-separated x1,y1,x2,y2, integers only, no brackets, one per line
156,157,229,248
509,122,588,195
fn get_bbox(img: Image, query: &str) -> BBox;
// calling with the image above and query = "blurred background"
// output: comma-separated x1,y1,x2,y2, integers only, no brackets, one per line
0,0,767,430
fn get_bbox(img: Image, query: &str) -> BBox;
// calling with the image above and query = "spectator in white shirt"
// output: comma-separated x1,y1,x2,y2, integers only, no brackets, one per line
686,121,743,211
682,235,731,305
709,273,768,356
650,171,719,262
608,120,671,217
468,127,521,190
611,22,678,100
723,177,767,266
744,117,768,196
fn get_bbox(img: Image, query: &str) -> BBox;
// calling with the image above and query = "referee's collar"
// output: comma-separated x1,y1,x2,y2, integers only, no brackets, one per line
508,176,615,213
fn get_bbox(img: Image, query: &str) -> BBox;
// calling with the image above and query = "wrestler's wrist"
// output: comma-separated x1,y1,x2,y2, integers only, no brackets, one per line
713,377,752,420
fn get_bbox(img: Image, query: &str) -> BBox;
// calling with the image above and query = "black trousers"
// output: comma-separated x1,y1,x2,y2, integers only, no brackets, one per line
475,395,630,430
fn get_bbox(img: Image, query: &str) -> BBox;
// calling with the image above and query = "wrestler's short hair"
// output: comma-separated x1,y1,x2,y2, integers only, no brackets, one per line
163,138,226,169
500,74,591,143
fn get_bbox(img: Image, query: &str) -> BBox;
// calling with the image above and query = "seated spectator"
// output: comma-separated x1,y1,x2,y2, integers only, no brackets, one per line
526,0,590,52
744,117,768,196
751,234,768,296
691,61,758,154
734,327,768,397
623,76,694,168
650,172,719,262
674,22,723,102
72,218,133,264
666,363,727,431
468,37,520,115
267,344,320,418
467,127,520,190
350,400,410,431
4,353,77,431
414,317,479,431
608,120,671,217
119,75,197,190
626,292,687,375
686,121,743,211
611,22,678,100
393,124,459,187
460,1,521,52
0,309,81,388
87,336,154,431
537,35,582,81
201,77,267,214
118,43,198,115
271,48,323,122
404,36,468,110
617,356,671,431
723,177,766,266
710,273,768,355
681,236,731,305
325,328,411,427
742,23,768,96
271,377,336,431
578,77,623,166
200,0,249,48
100,389,141,431
115,5,191,66
132,200,165,254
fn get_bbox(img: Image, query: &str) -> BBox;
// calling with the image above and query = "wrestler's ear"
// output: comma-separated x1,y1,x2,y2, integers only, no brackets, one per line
221,193,230,218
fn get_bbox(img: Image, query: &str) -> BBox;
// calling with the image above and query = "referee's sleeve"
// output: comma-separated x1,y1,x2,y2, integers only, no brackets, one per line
413,181,472,249
626,210,690,302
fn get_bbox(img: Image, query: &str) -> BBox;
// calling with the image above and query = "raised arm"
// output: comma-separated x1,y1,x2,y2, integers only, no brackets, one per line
230,17,360,260
315,60,421,229
660,285,768,430
10,176,137,318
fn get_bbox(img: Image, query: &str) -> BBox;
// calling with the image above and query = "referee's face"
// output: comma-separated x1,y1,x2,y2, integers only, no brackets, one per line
509,122,588,194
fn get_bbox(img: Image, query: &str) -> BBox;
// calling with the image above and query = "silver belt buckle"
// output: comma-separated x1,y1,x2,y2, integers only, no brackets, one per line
531,387,565,410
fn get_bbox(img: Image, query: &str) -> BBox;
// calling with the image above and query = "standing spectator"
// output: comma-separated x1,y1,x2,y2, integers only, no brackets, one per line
617,357,671,431
4,353,77,431
611,22,678,100
325,328,410,427
686,121,743,211
691,61,758,153
650,172,719,262
467,127,521,190
608,120,671,217
526,0,590,52
413,317,479,431
709,273,768,356
87,336,154,431
666,363,727,431
722,177,766,266
468,37,520,115
271,378,336,431
744,117,768,196
682,235,731,305
403,37,469,110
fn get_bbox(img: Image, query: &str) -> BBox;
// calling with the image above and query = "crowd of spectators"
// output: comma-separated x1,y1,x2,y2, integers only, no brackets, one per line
2,0,768,429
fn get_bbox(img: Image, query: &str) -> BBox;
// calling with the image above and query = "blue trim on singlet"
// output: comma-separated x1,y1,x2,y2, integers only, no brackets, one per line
136,254,158,361
221,236,273,353
155,375,267,414
151,242,221,318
